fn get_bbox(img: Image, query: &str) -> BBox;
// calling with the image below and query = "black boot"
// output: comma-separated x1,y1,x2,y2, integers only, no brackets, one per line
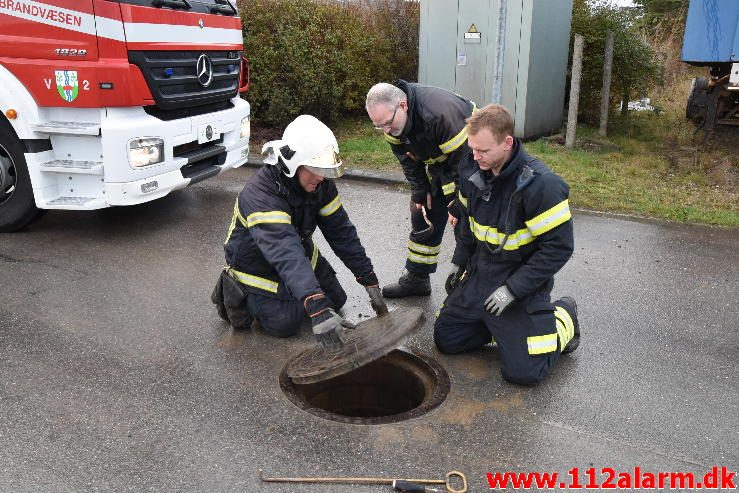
382,270,431,298
557,296,580,354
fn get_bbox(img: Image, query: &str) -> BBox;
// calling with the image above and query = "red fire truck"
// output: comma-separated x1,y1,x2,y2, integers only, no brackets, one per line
0,0,251,232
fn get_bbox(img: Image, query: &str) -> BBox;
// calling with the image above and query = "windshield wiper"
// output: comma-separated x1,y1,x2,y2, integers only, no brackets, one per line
210,0,237,15
152,0,192,10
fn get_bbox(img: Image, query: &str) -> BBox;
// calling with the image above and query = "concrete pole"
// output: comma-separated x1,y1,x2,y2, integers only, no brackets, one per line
599,31,615,137
566,34,584,149
621,84,630,117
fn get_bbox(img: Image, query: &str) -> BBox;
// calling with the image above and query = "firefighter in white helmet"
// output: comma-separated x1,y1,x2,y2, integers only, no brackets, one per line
213,115,387,348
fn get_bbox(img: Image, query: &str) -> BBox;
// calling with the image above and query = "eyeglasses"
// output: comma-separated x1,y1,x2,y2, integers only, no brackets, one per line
373,103,399,130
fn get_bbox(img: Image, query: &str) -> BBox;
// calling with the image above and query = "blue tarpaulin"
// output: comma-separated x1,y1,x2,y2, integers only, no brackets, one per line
681,0,739,64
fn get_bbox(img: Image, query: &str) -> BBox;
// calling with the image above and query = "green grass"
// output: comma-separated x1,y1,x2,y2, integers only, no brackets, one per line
334,118,399,171
335,113,738,228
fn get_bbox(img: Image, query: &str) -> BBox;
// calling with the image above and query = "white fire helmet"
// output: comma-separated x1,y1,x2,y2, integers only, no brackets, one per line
261,115,344,178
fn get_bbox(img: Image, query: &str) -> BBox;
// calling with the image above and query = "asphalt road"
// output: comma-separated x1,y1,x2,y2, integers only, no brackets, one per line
1,166,737,492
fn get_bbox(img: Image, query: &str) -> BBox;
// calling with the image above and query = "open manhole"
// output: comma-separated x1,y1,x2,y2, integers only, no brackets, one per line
279,349,450,425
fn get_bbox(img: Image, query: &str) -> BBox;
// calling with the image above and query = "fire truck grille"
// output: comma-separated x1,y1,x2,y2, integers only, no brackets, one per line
129,51,241,111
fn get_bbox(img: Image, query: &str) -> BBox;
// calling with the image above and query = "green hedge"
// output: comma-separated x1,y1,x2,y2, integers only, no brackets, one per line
238,0,419,127
570,0,661,123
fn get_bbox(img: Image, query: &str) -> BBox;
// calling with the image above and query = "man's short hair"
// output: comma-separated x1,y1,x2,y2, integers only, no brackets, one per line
366,83,406,110
466,104,514,143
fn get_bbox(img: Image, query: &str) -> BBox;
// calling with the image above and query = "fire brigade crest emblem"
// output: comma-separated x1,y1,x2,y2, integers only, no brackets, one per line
55,70,79,103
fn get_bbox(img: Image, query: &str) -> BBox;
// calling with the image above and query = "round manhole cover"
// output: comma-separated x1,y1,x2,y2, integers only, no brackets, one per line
286,307,425,384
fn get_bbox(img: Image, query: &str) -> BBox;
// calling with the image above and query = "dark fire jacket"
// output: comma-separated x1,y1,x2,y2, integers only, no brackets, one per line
224,165,374,301
453,139,574,299
384,80,476,202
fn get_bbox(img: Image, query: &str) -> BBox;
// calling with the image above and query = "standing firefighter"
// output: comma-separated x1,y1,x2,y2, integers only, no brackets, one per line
366,81,475,298
435,104,580,385
213,115,387,348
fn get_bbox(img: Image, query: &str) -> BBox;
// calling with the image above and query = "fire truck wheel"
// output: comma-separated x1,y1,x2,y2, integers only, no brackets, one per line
686,77,709,121
0,120,41,232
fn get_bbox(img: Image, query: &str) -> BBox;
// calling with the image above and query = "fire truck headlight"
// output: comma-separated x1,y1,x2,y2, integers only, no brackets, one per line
128,138,164,168
240,116,250,140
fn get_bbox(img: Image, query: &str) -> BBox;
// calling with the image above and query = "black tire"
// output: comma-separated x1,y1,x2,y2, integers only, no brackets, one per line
0,119,41,232
686,77,709,121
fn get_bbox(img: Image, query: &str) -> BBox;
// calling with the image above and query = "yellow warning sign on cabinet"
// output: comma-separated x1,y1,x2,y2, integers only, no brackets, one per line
464,23,481,43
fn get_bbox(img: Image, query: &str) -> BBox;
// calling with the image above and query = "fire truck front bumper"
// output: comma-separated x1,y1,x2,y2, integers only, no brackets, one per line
103,97,250,206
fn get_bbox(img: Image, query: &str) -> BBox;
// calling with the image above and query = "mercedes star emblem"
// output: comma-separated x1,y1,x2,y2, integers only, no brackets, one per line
196,54,213,87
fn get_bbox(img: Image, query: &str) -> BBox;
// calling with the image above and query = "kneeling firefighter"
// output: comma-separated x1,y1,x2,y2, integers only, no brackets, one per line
435,104,581,385
212,115,387,348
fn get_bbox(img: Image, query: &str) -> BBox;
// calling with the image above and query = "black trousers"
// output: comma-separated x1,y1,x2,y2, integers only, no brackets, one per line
405,191,455,275
433,267,577,385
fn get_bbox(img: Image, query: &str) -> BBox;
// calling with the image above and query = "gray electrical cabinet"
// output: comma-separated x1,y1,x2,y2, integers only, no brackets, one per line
419,0,573,139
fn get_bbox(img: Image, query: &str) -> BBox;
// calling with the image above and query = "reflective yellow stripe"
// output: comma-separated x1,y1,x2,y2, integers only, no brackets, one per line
467,200,571,242
235,199,248,226
527,333,558,355
457,190,468,208
555,306,574,351
384,133,401,145
555,319,569,352
501,228,535,250
526,199,571,236
469,217,499,244
408,240,441,255
468,217,535,251
407,252,438,265
310,243,319,270
555,306,574,337
441,182,456,195
424,154,448,165
229,268,279,294
439,125,468,154
319,195,342,217
246,210,291,228
433,102,475,156
224,198,244,244
228,245,319,295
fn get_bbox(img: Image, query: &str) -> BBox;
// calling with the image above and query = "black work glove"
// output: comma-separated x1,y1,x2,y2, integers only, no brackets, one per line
484,285,515,316
304,293,346,348
409,200,434,243
410,189,429,206
356,271,379,287
445,263,465,294
447,198,461,220
357,272,388,317
365,286,388,316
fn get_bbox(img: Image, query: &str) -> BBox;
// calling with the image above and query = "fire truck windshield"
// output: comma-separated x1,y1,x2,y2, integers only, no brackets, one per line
115,0,238,15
